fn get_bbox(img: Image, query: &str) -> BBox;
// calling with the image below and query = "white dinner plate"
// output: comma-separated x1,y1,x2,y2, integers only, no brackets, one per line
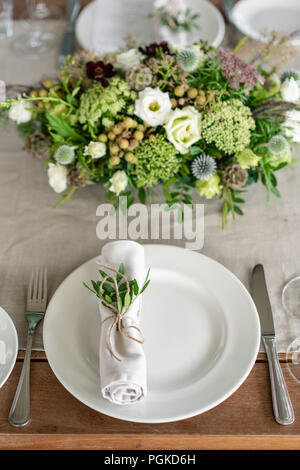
0,307,18,388
231,0,300,45
75,0,225,53
43,245,260,423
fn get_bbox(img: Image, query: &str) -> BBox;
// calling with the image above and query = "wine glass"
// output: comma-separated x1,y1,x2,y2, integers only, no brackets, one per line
282,276,300,320
13,0,58,58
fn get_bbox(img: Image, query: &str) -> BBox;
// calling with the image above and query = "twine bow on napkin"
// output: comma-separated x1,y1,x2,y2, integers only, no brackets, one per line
97,263,146,362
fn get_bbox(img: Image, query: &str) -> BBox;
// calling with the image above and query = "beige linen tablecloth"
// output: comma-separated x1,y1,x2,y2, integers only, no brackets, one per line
0,22,300,352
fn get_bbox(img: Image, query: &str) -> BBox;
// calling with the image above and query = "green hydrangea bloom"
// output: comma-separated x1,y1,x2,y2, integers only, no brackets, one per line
79,77,137,127
196,174,222,199
235,148,261,169
130,134,181,187
201,99,255,154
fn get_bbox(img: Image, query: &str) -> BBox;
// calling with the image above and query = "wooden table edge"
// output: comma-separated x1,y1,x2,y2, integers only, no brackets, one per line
0,434,299,450
16,351,292,362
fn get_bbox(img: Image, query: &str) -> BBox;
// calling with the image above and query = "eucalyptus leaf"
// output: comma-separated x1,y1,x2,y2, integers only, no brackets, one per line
117,296,123,313
133,279,139,296
98,270,114,283
138,187,146,204
124,292,131,310
140,279,150,294
233,205,244,215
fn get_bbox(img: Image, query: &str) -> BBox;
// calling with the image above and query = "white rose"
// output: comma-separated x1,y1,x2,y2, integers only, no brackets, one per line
47,163,68,194
109,170,128,195
280,77,300,103
84,141,106,159
165,106,201,154
116,48,140,71
284,109,300,143
134,87,172,126
8,100,33,124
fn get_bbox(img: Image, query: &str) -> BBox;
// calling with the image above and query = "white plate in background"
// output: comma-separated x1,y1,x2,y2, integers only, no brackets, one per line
75,0,225,53
43,244,260,423
231,0,300,45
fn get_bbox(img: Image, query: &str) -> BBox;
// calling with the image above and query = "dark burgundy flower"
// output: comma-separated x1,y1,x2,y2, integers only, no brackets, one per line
139,41,170,57
86,61,116,87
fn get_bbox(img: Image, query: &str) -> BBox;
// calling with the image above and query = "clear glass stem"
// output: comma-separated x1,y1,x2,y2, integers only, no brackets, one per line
26,0,43,47
27,0,36,21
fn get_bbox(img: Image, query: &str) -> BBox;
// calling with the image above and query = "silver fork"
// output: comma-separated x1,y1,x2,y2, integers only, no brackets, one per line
8,267,47,427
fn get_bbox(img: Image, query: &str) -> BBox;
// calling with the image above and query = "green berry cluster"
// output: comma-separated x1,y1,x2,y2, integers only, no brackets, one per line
98,117,147,165
171,87,224,111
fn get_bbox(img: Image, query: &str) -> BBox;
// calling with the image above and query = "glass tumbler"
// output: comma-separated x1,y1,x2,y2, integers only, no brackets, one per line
13,0,57,58
282,276,300,320
0,0,13,40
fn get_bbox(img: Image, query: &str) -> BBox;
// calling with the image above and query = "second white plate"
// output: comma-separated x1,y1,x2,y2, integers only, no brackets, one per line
43,244,260,423
232,0,300,45
0,307,18,388
75,0,225,53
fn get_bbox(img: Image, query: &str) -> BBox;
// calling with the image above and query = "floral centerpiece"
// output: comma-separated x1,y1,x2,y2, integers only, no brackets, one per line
2,33,300,227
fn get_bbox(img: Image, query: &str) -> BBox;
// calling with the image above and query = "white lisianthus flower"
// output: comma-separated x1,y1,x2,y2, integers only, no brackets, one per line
134,87,172,126
109,170,128,196
84,141,106,159
283,109,300,143
165,106,201,154
116,48,141,71
47,163,68,194
8,100,33,124
280,77,300,103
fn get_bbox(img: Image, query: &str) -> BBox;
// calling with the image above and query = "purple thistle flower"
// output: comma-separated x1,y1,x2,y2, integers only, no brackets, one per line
219,49,264,93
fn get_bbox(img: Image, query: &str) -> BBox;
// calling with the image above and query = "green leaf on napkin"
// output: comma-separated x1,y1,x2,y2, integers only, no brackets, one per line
83,263,151,317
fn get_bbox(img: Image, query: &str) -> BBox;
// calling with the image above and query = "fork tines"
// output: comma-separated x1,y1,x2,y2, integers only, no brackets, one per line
27,267,48,312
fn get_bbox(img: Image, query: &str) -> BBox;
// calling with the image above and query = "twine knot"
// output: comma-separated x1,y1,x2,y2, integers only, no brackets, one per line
98,263,144,362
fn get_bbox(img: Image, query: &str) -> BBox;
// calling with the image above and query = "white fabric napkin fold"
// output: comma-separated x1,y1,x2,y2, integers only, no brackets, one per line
98,240,147,405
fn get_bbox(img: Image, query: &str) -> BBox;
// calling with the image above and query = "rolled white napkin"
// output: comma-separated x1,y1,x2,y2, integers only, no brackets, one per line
98,240,147,405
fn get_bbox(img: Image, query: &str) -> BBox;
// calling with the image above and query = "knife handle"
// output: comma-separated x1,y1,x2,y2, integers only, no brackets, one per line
262,336,294,425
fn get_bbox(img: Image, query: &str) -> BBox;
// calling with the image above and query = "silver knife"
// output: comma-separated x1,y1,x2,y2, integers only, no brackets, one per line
251,264,294,425
58,0,81,68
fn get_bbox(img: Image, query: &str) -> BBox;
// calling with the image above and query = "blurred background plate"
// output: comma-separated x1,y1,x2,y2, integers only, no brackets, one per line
0,307,18,388
231,0,300,45
75,0,225,53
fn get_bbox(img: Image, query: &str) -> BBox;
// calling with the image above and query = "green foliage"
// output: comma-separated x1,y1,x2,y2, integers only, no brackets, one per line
155,7,200,33
45,112,86,143
221,187,246,229
189,56,250,104
83,264,151,313
17,120,37,139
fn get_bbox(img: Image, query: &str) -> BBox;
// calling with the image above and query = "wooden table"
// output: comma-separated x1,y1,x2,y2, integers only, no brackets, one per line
2,0,299,453
0,352,299,450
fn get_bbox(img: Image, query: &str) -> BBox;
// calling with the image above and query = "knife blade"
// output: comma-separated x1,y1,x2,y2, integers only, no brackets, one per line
251,264,294,425
58,0,81,68
251,264,275,335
